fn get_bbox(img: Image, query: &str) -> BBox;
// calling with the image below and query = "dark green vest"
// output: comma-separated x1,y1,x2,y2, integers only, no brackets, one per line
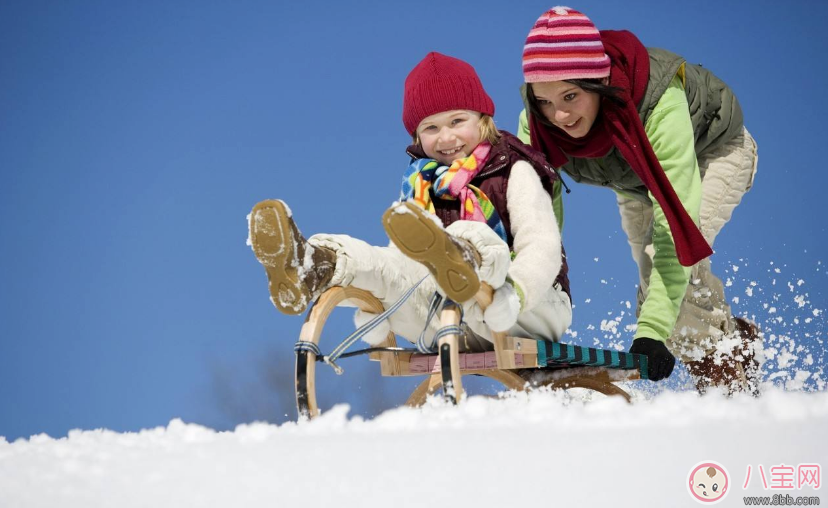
548,48,744,202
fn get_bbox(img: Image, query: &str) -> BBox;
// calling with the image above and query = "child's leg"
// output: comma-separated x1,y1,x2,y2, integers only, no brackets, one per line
509,286,572,342
449,220,572,343
417,217,570,343
250,200,535,350
249,200,336,315
385,202,573,344
249,199,440,345
307,233,442,345
383,202,485,302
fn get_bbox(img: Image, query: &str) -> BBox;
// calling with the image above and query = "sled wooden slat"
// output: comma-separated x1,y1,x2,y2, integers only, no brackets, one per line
370,350,537,377
503,336,539,354
371,351,410,375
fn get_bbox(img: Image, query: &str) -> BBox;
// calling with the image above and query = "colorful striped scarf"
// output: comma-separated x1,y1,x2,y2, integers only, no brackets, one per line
400,142,507,242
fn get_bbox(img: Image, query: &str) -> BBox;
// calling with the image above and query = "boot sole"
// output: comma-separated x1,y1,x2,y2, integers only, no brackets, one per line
249,199,310,315
382,202,479,302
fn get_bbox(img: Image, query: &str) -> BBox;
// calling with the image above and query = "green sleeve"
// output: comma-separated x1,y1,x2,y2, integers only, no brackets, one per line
634,75,702,342
518,109,565,233
518,108,531,144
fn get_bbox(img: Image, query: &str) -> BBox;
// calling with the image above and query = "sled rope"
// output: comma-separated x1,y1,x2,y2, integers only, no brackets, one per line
294,341,322,357
294,275,430,374
416,295,468,354
415,292,444,354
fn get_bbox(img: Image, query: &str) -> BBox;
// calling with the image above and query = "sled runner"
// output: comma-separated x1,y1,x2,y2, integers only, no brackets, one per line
293,282,648,419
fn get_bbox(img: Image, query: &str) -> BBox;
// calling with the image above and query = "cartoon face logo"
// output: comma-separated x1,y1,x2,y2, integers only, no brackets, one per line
687,462,730,504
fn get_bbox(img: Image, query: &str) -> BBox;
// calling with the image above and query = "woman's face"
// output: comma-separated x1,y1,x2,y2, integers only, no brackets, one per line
531,81,602,138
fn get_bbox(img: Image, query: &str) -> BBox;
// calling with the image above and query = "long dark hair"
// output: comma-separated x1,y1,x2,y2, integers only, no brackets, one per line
526,79,626,128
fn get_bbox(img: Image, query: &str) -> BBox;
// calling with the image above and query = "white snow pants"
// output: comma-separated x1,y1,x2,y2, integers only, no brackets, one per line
617,127,758,362
309,220,572,350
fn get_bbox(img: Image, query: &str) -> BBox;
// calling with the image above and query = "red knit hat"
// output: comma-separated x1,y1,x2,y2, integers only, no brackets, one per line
402,52,495,135
523,6,610,83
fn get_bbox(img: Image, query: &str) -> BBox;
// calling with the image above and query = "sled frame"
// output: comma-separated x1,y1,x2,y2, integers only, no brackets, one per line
295,284,639,419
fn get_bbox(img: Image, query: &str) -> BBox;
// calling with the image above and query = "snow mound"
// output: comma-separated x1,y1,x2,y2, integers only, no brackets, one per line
2,387,826,508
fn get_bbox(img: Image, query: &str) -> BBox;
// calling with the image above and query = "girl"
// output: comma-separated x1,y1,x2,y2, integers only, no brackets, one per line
517,7,761,391
249,52,572,355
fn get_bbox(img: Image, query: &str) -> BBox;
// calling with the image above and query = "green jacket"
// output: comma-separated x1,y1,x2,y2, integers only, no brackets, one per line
518,47,743,342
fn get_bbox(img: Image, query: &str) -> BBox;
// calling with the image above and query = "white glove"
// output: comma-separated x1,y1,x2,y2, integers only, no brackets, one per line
354,309,392,346
483,283,522,332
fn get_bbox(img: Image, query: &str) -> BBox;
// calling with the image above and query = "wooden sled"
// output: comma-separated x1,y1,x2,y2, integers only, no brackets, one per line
295,284,647,419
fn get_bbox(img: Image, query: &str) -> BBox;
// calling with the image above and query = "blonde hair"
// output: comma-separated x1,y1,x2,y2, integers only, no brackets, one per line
413,114,501,147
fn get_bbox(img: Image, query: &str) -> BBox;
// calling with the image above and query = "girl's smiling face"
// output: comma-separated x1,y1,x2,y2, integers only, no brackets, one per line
416,110,482,166
531,80,602,138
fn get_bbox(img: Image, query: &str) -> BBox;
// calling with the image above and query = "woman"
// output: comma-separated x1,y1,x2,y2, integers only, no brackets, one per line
517,6,761,393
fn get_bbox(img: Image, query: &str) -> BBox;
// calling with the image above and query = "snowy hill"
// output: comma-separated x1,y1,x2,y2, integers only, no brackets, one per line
2,387,826,508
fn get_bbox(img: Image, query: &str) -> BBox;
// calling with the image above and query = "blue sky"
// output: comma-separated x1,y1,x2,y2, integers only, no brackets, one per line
2,0,827,441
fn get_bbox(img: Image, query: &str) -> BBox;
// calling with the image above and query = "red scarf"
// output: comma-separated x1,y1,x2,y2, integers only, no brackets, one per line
529,30,712,267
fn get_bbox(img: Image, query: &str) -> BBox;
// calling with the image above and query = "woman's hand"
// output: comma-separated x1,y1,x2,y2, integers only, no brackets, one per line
629,337,676,381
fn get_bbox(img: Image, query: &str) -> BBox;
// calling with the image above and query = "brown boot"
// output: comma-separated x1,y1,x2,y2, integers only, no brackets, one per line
734,317,763,396
685,316,762,396
382,201,481,302
248,199,336,315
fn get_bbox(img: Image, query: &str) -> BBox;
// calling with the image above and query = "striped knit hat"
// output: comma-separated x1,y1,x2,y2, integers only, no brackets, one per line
523,6,610,83
403,52,494,135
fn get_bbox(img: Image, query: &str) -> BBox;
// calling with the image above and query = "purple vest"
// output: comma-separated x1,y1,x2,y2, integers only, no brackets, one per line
406,131,571,298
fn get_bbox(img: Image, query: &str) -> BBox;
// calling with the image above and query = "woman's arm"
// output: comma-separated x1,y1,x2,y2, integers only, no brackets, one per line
635,75,703,342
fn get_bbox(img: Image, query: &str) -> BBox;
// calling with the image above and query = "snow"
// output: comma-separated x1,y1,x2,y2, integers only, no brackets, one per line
245,212,253,246
390,199,446,230
1,388,826,507
573,258,827,393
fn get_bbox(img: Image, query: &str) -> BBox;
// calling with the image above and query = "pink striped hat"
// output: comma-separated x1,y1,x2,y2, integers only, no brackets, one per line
523,6,610,83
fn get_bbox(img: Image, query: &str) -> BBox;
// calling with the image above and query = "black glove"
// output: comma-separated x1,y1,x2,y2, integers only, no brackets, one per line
629,338,675,381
